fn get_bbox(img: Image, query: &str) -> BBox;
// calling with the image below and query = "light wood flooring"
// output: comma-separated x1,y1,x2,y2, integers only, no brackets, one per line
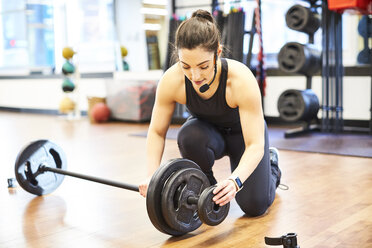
0,112,371,248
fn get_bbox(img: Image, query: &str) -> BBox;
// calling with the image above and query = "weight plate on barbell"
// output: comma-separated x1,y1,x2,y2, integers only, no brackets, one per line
197,186,230,226
146,158,201,236
161,167,210,233
15,140,67,196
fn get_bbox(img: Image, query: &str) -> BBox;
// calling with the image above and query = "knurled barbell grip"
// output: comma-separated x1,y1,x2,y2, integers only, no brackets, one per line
40,166,139,192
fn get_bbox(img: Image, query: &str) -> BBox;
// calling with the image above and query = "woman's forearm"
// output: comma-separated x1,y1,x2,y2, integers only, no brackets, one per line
146,130,166,177
231,143,264,183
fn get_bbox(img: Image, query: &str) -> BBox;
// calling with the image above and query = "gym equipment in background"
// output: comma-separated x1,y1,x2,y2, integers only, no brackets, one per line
277,89,319,123
277,2,321,138
91,102,111,122
163,15,182,71
277,42,321,77
62,47,75,60
357,15,371,64
285,4,320,36
62,78,75,93
327,0,372,15
121,45,130,71
59,47,80,119
59,96,76,114
221,8,246,63
14,140,230,236
326,0,372,135
62,61,75,75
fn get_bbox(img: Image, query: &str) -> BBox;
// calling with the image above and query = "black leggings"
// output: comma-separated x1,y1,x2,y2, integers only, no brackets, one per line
177,117,277,216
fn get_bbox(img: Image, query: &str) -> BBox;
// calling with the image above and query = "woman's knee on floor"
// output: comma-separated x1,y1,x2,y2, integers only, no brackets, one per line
235,192,269,217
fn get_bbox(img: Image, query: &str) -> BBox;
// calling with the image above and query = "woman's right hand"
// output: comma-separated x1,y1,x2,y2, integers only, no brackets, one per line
139,176,152,197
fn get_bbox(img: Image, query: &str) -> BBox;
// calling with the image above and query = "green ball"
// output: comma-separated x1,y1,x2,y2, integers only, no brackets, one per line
62,78,75,93
123,60,129,71
62,61,75,75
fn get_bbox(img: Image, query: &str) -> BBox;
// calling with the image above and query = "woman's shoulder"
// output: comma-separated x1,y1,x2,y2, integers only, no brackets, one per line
225,58,252,75
224,58,261,106
160,62,184,86
224,58,256,86
156,62,186,103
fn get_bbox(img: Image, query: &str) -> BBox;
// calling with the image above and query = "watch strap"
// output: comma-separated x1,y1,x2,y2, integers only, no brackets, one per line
228,176,243,192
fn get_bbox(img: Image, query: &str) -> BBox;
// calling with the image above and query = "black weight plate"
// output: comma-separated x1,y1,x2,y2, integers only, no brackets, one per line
285,4,320,35
146,158,200,236
278,89,319,122
161,167,210,233
278,42,305,74
286,5,307,31
277,89,304,122
15,140,67,196
198,186,230,226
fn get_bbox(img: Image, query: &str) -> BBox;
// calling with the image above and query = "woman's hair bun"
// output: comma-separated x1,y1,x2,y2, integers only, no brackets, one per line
191,9,214,23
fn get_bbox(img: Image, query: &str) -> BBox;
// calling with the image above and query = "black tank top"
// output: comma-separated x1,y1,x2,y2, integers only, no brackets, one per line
185,58,241,132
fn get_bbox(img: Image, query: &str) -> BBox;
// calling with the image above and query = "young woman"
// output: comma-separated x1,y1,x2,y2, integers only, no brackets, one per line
139,9,281,216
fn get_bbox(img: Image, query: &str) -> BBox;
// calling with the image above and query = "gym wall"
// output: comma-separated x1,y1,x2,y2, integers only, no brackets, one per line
0,74,370,121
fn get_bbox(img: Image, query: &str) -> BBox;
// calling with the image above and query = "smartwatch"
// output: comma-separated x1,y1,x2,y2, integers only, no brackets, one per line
228,176,243,192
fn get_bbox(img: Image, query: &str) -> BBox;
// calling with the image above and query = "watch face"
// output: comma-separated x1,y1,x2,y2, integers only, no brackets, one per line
236,177,243,188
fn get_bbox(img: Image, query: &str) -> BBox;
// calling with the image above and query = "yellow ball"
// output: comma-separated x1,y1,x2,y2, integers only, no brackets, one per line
59,97,76,113
121,46,128,58
62,47,76,59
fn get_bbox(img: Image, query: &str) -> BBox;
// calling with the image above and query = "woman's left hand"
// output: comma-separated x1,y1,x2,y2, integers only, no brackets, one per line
212,179,237,206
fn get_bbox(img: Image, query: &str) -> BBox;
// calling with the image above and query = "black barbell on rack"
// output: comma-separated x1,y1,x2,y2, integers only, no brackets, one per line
14,140,230,236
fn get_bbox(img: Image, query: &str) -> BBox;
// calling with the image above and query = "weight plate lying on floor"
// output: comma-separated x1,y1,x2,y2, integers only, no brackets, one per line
161,167,210,233
146,158,201,236
197,186,230,226
15,140,67,196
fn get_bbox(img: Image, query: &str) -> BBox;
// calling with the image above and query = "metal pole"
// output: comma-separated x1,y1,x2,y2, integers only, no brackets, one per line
335,13,344,132
41,166,139,192
329,11,335,132
321,0,330,132
370,49,372,134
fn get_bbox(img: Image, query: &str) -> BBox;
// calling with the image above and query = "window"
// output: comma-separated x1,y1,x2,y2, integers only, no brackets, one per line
60,0,116,73
0,0,116,74
0,0,54,72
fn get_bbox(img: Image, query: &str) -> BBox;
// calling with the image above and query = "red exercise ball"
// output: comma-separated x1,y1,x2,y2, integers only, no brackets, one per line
91,102,110,122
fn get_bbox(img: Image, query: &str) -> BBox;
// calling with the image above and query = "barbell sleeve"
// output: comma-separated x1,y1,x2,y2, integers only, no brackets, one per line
40,166,139,192
187,195,199,205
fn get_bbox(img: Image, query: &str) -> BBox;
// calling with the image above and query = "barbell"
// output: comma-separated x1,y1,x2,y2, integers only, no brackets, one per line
14,140,229,236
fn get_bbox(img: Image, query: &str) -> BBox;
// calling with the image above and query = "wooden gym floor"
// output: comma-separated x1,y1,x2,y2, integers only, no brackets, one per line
0,112,371,248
